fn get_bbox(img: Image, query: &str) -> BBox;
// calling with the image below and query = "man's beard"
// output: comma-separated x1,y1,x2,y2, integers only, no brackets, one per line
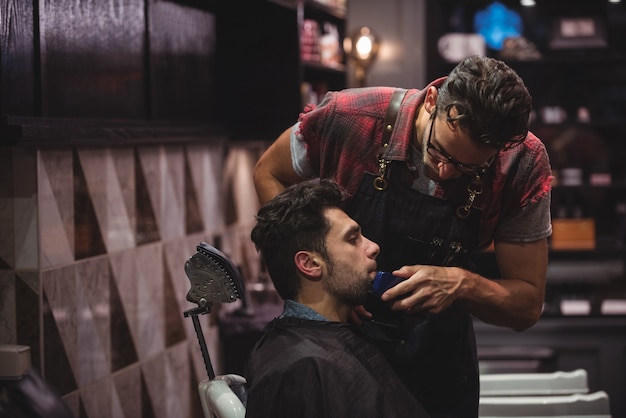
323,258,372,306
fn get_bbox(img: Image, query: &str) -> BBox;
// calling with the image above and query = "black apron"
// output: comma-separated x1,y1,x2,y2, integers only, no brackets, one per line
347,163,482,418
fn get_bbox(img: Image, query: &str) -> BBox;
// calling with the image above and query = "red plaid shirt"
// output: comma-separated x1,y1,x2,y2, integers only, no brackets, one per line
296,82,552,248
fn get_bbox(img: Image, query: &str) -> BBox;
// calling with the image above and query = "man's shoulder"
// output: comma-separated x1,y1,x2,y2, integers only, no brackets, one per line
257,318,352,350
247,321,355,380
250,319,354,361
325,86,411,116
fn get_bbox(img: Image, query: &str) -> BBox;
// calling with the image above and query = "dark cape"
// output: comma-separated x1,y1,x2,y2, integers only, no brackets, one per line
244,316,430,418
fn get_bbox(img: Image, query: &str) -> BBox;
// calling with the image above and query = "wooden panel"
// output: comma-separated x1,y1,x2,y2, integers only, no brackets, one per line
1,0,36,116
39,0,146,118
148,0,217,121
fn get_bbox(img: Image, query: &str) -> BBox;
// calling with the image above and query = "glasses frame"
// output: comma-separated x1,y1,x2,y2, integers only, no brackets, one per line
425,111,496,177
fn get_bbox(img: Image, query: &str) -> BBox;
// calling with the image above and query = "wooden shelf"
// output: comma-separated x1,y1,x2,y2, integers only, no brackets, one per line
1,116,227,147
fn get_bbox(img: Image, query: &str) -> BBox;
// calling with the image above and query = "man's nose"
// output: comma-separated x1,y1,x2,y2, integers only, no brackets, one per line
437,161,462,180
367,239,380,258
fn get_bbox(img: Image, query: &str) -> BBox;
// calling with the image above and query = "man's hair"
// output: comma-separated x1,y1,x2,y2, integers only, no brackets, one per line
437,55,532,150
250,179,346,300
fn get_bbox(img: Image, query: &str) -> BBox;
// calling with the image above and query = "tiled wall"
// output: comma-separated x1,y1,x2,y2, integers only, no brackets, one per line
0,140,265,417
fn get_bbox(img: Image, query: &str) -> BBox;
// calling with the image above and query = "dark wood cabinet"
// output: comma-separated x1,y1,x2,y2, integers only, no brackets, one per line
1,0,346,142
1,0,218,124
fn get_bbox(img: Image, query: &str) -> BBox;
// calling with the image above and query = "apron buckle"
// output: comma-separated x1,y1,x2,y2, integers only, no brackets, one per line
373,176,388,191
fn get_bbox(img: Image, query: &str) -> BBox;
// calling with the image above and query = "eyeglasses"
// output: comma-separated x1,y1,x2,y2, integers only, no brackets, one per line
425,112,496,177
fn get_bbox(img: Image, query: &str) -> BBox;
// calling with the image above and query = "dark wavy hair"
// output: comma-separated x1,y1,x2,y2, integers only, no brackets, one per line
250,179,346,300
436,55,532,149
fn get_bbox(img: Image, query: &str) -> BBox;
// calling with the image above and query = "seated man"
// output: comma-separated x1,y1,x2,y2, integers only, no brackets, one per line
245,179,429,418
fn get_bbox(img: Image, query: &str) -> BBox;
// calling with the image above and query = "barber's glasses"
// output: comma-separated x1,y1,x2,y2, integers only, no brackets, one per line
426,112,496,177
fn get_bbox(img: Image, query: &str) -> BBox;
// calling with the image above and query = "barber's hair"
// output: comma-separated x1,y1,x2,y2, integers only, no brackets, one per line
437,55,532,150
250,179,346,300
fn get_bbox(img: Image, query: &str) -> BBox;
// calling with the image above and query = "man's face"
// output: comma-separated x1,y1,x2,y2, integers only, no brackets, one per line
321,208,380,305
419,103,498,182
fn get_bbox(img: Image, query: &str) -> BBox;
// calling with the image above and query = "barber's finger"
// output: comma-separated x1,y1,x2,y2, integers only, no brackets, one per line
381,278,414,301
349,304,372,325
392,264,423,277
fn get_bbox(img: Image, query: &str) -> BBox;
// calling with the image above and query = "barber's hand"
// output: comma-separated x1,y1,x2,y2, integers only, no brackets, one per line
380,265,463,314
350,305,372,325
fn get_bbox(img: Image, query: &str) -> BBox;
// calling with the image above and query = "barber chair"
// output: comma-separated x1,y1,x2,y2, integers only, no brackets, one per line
184,242,248,418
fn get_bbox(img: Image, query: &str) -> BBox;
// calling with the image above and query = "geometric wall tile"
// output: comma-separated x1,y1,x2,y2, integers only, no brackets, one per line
0,148,13,269
109,244,164,361
163,237,198,311
61,391,81,418
135,145,186,242
111,383,126,418
188,354,204,418
111,147,136,245
185,143,225,235
73,149,107,260
112,364,142,418
136,147,164,243
74,258,111,386
164,343,191,418
0,271,16,344
14,147,39,270
13,187,39,269
141,343,190,418
141,373,157,418
135,244,165,359
43,289,78,395
0,145,14,270
41,264,78,385
135,149,160,246
159,146,185,241
110,268,139,372
39,149,74,240
76,148,135,253
39,149,74,268
0,256,10,270
79,398,88,418
164,262,186,348
41,259,112,388
7,127,248,417
16,272,40,369
223,145,262,227
184,151,204,234
80,377,112,418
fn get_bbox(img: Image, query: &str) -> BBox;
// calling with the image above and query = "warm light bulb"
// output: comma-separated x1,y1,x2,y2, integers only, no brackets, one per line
355,36,373,60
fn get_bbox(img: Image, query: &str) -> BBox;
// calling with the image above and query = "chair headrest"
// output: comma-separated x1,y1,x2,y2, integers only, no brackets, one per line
184,242,246,307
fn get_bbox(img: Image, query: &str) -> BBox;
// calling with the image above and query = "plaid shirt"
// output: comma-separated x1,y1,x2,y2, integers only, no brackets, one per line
296,82,552,248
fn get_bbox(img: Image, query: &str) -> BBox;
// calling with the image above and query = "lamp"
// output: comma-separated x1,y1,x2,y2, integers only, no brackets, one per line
344,26,380,87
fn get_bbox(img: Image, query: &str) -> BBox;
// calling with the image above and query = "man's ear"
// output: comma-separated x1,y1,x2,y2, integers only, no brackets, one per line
294,251,322,280
424,86,438,114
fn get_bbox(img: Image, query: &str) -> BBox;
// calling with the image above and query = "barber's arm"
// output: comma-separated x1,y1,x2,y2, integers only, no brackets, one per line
383,238,548,331
254,127,305,204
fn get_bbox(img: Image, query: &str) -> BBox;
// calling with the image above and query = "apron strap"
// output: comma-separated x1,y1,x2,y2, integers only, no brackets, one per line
374,88,409,191
381,88,408,150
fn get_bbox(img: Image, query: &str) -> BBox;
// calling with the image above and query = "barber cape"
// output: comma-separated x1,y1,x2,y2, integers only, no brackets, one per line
244,316,429,418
